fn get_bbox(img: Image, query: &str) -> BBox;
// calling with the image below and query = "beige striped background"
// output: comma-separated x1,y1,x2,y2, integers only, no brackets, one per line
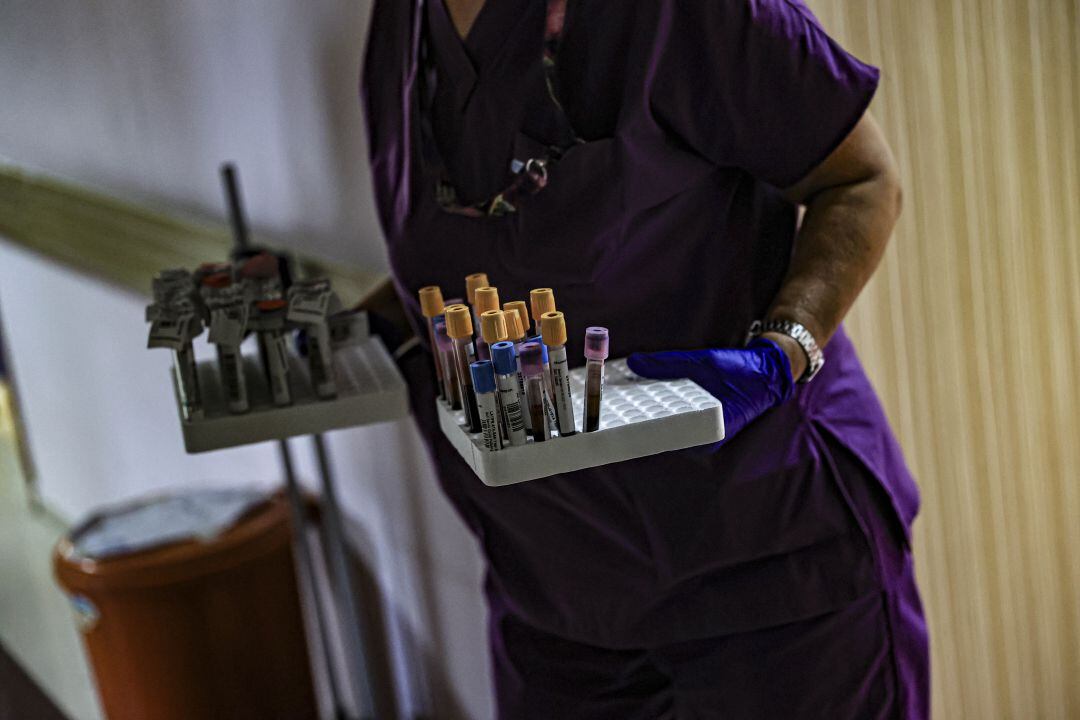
809,0,1080,717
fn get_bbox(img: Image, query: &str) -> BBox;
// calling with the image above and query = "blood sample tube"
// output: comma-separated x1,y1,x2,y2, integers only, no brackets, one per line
479,309,509,435
504,310,532,434
583,327,609,432
529,288,556,334
540,311,577,436
473,287,501,360
174,304,204,421
288,279,336,399
503,300,529,338
465,272,489,337
240,252,286,304
204,281,250,413
418,285,447,400
519,342,550,442
147,296,204,421
480,309,508,347
529,333,559,431
470,360,502,451
445,304,481,432
254,299,293,406
491,341,528,446
465,273,489,308
434,319,460,409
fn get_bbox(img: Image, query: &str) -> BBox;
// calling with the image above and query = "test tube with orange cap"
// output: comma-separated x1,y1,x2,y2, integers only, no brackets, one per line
502,306,532,434
529,288,556,335
465,273,489,335
503,301,530,340
473,286,501,360
418,285,447,401
464,273,489,307
434,319,460,409
445,304,482,432
541,311,577,436
479,310,510,440
479,309,508,348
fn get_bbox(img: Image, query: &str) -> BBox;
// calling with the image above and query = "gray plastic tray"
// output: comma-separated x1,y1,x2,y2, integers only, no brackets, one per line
174,335,408,453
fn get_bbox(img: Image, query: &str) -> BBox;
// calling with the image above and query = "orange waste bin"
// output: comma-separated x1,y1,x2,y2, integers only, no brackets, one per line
54,492,318,720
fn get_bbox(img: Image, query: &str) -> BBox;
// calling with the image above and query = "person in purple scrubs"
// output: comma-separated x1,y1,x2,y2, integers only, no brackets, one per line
362,0,929,717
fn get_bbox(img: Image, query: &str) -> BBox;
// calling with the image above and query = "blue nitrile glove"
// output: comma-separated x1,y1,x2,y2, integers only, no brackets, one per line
626,338,796,444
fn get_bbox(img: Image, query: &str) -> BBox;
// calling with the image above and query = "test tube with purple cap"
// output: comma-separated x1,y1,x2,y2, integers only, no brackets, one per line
519,342,550,442
584,327,609,432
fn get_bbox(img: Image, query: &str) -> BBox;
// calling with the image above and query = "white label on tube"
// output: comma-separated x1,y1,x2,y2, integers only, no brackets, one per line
287,286,331,324
267,332,291,405
495,374,528,446
218,345,248,411
516,368,532,432
476,391,502,451
307,322,336,398
543,384,558,433
208,302,248,347
549,345,576,435
148,317,186,350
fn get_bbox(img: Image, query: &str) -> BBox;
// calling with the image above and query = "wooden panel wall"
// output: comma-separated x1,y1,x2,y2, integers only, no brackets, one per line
809,1,1080,717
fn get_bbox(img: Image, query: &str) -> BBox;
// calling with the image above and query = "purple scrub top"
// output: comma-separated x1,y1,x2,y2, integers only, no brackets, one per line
363,0,921,647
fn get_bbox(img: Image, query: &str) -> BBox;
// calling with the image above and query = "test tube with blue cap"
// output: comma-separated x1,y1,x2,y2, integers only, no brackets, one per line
490,341,528,446
470,360,502,451
528,333,559,432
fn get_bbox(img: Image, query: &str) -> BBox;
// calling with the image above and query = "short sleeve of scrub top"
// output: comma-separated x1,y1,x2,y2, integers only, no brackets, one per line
648,0,881,188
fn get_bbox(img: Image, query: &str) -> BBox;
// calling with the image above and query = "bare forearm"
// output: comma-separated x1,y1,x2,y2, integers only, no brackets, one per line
763,171,902,377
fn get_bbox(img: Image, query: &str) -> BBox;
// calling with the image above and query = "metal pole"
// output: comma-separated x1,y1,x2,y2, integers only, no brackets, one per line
312,433,376,719
220,163,251,256
279,439,350,720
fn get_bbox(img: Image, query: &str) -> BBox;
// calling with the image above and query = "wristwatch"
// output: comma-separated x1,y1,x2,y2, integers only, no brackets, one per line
746,319,825,384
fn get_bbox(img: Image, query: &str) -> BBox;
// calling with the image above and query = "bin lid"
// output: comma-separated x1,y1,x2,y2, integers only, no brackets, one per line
55,489,291,591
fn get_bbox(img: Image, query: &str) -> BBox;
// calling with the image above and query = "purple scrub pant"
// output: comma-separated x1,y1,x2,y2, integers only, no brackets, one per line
489,442,931,719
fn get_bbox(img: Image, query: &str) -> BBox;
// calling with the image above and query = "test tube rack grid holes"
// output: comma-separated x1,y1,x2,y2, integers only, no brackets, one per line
172,334,409,454
437,359,725,486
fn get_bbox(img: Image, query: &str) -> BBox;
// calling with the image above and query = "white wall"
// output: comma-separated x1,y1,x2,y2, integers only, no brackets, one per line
0,2,492,717
0,0,386,270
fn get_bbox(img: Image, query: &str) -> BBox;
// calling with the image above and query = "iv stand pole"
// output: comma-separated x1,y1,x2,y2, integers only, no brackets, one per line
220,164,375,719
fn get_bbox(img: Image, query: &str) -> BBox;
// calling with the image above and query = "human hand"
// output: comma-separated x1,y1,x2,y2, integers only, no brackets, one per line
626,338,795,443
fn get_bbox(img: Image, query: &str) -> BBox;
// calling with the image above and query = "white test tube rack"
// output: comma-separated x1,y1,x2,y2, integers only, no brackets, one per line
438,358,725,486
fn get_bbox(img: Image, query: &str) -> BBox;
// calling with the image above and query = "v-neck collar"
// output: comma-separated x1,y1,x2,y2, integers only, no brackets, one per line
427,0,536,107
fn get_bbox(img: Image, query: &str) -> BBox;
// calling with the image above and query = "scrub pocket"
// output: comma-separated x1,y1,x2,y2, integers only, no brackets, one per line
508,131,622,285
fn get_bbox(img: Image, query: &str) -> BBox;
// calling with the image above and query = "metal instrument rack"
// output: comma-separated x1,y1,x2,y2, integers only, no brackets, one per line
165,165,407,720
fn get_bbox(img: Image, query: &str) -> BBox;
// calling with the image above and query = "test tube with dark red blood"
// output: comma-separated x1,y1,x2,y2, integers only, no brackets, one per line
418,286,447,401
434,319,461,409
520,342,550,442
445,305,482,432
583,327,609,432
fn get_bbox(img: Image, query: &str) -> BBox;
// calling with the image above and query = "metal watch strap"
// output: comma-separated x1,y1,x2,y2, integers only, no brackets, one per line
746,319,825,384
